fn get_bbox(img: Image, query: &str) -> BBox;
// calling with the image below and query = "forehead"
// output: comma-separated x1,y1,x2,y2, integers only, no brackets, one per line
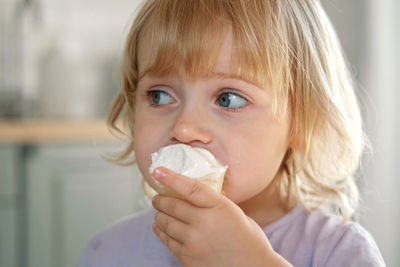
137,25,239,81
137,19,228,78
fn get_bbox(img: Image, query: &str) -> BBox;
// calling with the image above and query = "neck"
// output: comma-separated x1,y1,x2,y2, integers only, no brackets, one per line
238,178,287,228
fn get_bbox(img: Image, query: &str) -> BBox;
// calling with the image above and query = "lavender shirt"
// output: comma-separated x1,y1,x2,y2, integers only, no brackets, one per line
78,206,385,267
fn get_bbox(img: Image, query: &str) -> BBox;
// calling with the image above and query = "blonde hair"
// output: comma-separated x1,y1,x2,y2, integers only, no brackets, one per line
108,0,367,220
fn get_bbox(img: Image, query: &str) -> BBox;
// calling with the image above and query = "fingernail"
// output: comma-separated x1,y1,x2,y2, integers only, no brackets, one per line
153,168,167,181
152,223,159,234
152,195,158,207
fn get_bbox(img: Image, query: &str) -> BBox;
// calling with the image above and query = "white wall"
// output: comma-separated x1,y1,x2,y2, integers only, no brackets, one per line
20,0,143,118
361,0,400,266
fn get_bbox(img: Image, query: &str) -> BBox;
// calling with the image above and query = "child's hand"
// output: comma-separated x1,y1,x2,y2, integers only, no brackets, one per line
151,167,292,267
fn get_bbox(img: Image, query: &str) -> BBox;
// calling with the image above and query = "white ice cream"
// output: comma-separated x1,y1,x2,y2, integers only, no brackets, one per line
148,144,227,195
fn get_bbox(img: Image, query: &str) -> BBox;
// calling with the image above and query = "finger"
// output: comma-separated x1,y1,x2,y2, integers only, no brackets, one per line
152,167,220,208
152,195,197,224
152,223,183,256
154,211,190,244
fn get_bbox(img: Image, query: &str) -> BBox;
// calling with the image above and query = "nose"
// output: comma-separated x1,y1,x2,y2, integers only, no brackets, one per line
169,109,213,145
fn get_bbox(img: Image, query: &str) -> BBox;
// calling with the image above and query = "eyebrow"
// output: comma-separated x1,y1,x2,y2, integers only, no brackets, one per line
138,69,259,87
211,72,259,86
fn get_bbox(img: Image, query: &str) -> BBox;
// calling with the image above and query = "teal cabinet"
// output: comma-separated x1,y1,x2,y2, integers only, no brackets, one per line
0,143,149,267
0,145,18,267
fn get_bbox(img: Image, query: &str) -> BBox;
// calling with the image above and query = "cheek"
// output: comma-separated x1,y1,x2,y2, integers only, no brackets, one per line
223,119,290,202
133,129,152,183
226,144,277,201
133,114,166,184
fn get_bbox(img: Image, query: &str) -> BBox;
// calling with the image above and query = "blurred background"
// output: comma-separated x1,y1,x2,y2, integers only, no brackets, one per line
0,0,398,266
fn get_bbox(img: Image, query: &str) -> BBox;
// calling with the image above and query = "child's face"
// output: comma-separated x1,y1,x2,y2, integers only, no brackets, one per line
133,27,291,206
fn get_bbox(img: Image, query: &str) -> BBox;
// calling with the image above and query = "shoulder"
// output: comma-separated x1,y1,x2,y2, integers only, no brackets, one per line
77,209,179,267
265,206,385,267
301,208,386,267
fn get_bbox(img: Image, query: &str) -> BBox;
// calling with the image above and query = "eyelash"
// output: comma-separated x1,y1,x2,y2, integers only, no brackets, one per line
216,90,249,112
221,106,240,112
146,89,172,106
145,88,249,112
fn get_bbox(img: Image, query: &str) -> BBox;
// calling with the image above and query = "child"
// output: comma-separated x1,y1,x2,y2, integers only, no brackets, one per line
79,0,385,266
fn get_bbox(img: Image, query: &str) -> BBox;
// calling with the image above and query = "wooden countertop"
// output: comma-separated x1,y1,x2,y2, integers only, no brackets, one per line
0,119,124,143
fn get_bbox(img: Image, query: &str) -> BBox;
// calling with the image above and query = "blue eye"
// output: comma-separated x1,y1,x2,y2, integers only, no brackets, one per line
148,90,171,105
217,92,247,109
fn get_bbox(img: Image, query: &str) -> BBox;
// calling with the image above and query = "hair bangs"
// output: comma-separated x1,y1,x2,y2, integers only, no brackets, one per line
137,0,281,92
138,0,229,81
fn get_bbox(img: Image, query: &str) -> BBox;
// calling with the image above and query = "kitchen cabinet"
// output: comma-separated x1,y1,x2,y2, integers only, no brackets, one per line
25,143,149,267
0,120,150,267
0,144,19,267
